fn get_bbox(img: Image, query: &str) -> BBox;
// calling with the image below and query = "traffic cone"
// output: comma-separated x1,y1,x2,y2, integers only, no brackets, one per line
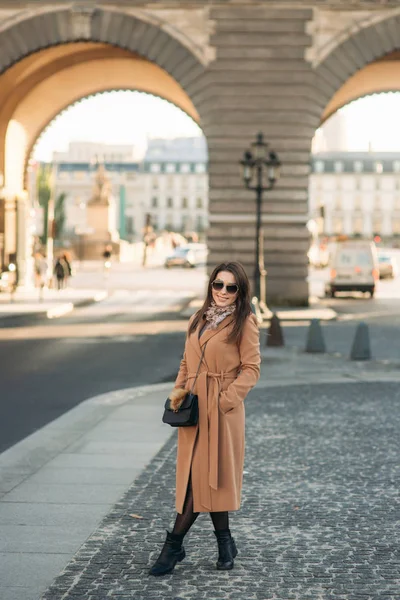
350,322,371,361
305,319,326,353
267,313,284,347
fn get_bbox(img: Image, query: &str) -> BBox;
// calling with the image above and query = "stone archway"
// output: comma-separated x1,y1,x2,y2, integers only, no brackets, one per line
0,5,207,284
1,43,201,193
314,14,400,124
0,7,206,193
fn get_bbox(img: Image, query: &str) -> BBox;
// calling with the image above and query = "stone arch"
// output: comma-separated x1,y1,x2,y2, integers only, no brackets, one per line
0,6,207,193
0,6,206,93
28,87,201,182
0,5,209,287
314,13,400,124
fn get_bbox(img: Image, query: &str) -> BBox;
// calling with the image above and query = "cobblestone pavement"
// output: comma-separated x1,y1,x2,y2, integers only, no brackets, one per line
42,381,400,600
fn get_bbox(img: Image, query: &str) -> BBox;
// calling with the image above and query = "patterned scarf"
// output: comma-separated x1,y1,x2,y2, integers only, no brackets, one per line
204,301,236,330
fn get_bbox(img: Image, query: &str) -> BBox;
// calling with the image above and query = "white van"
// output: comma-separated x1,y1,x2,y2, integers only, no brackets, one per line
326,240,379,298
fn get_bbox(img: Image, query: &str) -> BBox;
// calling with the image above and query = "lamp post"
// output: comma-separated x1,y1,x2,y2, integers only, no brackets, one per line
46,160,57,286
240,132,281,312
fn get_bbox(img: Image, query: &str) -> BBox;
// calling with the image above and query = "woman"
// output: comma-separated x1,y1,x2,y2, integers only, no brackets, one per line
149,261,261,576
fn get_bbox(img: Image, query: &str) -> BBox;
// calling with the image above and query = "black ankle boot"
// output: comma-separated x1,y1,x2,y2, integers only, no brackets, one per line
149,531,186,576
214,529,238,570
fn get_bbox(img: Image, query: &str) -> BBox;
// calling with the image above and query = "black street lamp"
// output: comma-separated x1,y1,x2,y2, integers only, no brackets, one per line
240,132,281,311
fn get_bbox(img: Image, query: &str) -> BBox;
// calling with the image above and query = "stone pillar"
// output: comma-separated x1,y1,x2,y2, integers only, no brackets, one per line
0,196,4,271
1,192,31,286
3,195,17,264
16,193,33,288
197,7,317,305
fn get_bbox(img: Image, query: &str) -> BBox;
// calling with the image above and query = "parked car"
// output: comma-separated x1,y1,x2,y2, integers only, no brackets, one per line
378,253,398,279
164,244,207,269
325,240,379,298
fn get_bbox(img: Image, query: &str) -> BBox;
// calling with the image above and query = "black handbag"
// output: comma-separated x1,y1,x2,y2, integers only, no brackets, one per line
162,344,207,427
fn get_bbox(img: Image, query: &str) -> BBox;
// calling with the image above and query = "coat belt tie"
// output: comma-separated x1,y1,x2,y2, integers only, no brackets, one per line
187,368,237,510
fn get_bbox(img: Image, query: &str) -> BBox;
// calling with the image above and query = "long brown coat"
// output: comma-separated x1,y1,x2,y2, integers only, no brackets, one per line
174,312,261,513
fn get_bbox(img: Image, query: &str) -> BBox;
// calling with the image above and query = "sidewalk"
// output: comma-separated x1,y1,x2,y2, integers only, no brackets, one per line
1,349,399,600
0,287,108,326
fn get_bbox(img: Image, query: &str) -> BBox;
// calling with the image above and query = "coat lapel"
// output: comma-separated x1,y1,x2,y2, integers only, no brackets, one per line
188,319,203,359
199,314,234,347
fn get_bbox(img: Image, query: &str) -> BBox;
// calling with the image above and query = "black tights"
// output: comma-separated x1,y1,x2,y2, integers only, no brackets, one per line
172,477,229,537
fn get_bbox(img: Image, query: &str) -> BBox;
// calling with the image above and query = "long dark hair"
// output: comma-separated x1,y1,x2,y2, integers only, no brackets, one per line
189,261,252,344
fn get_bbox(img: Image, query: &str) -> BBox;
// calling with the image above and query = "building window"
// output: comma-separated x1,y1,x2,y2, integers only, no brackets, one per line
182,197,188,209
334,161,344,173
152,197,158,208
315,160,324,173
166,164,175,173
334,217,343,234
195,163,206,174
353,216,363,235
167,197,173,208
393,161,400,173
150,163,161,173
375,162,383,174
196,215,204,232
354,161,363,173
373,214,382,234
180,163,190,173
196,197,203,209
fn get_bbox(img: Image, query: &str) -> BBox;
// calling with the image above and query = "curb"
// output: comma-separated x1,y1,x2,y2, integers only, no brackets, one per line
0,291,108,327
182,298,337,322
263,307,337,322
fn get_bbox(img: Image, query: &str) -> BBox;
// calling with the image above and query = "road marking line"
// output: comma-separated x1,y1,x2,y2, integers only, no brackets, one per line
47,303,74,319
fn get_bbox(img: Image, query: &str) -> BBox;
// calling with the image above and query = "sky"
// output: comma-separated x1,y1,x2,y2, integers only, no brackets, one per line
32,90,400,162
33,91,203,162
336,92,400,152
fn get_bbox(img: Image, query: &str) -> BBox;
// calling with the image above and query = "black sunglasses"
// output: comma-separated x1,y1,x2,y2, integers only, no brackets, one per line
211,280,239,295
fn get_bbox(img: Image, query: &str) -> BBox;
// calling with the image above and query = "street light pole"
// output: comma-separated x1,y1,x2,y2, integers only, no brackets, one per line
254,163,263,301
240,132,281,314
46,160,57,286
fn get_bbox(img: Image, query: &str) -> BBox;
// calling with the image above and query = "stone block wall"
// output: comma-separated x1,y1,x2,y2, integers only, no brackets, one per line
193,7,317,305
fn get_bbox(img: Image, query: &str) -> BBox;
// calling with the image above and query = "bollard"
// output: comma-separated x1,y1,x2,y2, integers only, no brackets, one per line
350,322,371,361
305,319,326,353
267,313,284,347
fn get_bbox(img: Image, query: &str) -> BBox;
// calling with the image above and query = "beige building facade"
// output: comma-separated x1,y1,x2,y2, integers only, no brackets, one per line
51,138,208,239
0,2,400,302
310,152,400,240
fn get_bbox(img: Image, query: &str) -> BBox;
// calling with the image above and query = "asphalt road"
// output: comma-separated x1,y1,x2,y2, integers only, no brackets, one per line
0,287,193,454
285,250,400,360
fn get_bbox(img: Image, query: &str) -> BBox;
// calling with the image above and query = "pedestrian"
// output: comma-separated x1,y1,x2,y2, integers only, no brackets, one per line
102,244,112,276
54,257,66,290
34,252,48,298
62,253,72,286
149,261,261,576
